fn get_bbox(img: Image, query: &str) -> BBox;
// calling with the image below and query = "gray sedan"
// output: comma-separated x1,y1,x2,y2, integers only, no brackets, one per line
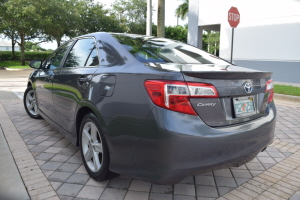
24,32,276,184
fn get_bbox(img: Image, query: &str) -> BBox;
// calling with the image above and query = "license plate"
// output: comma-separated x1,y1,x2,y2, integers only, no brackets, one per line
233,96,255,117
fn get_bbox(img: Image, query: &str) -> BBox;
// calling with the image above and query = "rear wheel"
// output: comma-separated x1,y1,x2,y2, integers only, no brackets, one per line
79,113,118,181
23,86,42,119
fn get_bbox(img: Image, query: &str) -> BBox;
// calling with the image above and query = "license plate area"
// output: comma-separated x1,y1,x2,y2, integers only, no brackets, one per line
233,96,256,117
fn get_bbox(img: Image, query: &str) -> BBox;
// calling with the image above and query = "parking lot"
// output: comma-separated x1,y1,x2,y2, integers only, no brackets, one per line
1,71,300,200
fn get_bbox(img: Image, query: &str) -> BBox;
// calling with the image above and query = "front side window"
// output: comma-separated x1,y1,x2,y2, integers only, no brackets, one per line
64,38,99,68
111,34,230,65
44,41,72,69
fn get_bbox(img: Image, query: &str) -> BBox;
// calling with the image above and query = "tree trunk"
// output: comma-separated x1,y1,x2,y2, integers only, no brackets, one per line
214,41,216,55
56,37,61,48
20,34,25,66
11,35,15,59
157,0,165,37
146,0,152,36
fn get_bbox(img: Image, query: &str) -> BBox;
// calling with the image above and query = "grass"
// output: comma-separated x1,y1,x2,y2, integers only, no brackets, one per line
274,84,300,96
0,60,31,69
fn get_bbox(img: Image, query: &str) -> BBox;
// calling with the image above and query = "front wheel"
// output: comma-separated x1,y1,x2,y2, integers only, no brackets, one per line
79,113,118,181
23,86,42,119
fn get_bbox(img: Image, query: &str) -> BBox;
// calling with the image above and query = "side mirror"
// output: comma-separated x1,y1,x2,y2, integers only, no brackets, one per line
29,60,42,69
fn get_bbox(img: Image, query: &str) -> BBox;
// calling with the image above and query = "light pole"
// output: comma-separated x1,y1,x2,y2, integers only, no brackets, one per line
146,0,152,36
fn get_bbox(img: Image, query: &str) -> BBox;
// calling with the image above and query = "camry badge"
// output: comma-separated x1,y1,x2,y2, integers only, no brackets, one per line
197,103,216,107
244,82,253,93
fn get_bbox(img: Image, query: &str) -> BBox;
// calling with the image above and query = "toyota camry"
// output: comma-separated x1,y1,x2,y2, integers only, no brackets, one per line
24,32,276,184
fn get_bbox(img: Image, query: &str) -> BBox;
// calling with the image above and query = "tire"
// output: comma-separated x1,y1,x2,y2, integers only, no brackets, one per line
79,113,118,181
23,86,42,119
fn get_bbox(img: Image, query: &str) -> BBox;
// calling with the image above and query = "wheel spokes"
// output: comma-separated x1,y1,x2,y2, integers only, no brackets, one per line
26,93,34,101
82,129,92,142
34,104,38,113
93,151,101,171
28,104,34,110
84,149,93,162
90,123,98,142
26,90,38,116
93,142,103,153
82,121,103,172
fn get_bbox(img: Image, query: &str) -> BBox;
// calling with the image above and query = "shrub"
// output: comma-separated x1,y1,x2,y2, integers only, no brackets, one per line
0,51,53,60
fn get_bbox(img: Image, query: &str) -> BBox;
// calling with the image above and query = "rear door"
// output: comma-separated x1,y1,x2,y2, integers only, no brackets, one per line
35,42,72,120
51,37,99,133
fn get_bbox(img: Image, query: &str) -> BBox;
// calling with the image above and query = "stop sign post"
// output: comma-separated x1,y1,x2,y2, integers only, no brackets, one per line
228,7,240,63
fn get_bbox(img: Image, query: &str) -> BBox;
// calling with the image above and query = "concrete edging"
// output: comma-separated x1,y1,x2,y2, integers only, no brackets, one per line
0,102,59,200
3,67,33,71
274,93,300,105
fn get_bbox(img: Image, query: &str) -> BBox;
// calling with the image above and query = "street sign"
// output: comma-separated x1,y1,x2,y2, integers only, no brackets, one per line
228,7,240,63
228,7,240,28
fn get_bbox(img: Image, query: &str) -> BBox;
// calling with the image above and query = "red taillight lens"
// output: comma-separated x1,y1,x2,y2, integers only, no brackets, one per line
266,79,274,103
144,80,219,115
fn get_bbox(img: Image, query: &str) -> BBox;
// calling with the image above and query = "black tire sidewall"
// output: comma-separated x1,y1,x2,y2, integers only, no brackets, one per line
23,86,41,119
79,113,110,180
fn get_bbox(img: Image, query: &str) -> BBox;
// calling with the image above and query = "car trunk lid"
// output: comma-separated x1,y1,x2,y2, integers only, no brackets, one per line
146,63,273,127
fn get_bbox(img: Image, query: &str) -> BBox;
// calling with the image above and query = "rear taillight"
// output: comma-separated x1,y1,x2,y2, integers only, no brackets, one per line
266,79,274,103
144,80,219,115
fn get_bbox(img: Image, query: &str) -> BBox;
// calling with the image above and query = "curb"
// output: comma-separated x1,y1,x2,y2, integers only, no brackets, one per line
2,67,33,71
274,93,300,105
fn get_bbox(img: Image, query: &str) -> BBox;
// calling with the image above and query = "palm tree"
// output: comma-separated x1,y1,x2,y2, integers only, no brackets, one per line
157,0,165,37
175,0,189,20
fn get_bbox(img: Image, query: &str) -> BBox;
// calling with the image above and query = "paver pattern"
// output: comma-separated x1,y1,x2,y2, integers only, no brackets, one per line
1,98,300,199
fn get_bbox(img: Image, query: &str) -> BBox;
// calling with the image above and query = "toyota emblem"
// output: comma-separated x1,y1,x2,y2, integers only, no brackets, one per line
244,82,253,93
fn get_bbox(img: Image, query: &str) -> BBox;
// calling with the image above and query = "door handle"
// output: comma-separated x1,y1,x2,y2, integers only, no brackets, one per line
77,77,88,82
77,75,92,83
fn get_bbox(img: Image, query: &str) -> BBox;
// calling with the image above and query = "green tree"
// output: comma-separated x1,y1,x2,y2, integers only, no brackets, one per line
0,0,47,65
0,1,18,58
77,1,126,35
24,41,46,51
42,0,83,47
175,0,188,20
203,31,220,56
165,25,187,42
111,0,147,34
0,27,19,59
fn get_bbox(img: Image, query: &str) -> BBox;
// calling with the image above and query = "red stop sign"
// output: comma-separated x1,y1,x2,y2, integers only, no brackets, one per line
228,7,240,28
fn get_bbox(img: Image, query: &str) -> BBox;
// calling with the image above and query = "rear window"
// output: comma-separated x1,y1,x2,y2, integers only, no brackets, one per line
111,34,230,65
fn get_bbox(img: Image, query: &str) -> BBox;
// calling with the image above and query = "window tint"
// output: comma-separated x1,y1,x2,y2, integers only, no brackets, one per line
64,38,98,68
86,47,99,66
44,41,72,69
111,34,230,65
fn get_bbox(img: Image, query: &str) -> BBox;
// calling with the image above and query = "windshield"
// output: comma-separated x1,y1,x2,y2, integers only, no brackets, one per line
111,34,230,65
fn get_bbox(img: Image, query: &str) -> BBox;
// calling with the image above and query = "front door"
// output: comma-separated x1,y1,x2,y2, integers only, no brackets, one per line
35,41,73,120
51,37,99,133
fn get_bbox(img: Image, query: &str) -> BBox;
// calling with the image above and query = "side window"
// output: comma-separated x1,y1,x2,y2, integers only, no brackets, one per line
44,41,72,69
64,38,99,68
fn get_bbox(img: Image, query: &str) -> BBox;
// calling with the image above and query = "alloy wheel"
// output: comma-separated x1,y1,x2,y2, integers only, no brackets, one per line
81,121,103,172
25,90,38,116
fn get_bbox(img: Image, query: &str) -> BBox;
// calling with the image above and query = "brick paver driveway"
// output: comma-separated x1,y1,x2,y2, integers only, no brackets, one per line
1,98,300,200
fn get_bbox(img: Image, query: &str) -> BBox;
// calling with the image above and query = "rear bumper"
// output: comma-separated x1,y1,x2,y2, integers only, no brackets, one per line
130,102,276,184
